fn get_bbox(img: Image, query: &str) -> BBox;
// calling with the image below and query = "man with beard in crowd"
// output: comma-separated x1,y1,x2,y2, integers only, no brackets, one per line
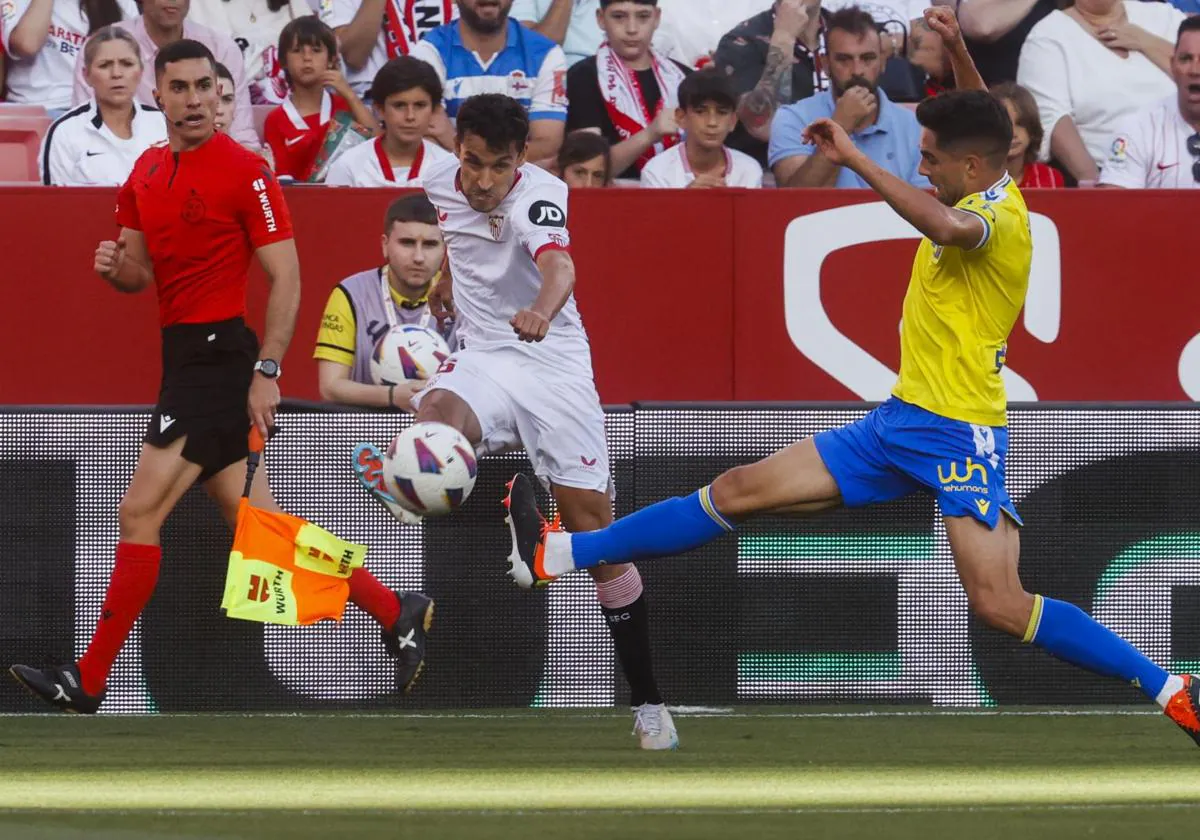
413,0,568,165
768,5,929,188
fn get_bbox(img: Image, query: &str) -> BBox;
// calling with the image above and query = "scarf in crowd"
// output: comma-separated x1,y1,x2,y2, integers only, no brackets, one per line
384,0,455,59
597,41,687,169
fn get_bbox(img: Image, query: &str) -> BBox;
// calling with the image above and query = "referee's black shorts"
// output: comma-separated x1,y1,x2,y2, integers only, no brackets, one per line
145,317,258,482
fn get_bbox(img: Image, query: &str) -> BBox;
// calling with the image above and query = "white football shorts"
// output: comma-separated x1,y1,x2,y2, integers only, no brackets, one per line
414,346,611,494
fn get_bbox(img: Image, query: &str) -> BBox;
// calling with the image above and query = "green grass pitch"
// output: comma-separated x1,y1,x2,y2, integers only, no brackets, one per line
0,708,1196,839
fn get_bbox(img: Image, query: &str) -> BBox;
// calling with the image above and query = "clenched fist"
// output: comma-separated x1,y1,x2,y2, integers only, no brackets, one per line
924,6,964,48
510,309,550,342
94,239,126,279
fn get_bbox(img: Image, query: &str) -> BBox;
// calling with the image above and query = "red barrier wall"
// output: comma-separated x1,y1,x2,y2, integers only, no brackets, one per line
1,186,1195,404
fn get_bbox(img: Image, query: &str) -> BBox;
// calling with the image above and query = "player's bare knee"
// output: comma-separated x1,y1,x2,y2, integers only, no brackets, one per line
710,465,761,516
968,587,1033,637
117,493,166,542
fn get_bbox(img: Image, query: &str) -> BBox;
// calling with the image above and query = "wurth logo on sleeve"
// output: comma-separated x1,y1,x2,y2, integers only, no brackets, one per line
252,178,278,233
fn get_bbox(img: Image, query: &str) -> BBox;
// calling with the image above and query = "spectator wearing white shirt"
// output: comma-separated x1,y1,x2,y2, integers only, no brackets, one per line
320,0,457,99
1017,0,1185,184
2,0,136,110
40,25,167,184
187,0,313,104
959,0,1057,87
71,0,262,149
325,55,453,185
654,0,772,69
511,0,602,66
641,67,763,188
1101,17,1200,190
555,129,612,186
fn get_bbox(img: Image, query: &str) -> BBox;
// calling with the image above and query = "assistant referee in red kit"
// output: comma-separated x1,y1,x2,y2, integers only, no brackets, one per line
10,39,431,712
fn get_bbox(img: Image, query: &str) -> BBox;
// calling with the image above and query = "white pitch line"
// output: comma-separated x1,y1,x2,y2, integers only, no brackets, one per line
0,803,1196,818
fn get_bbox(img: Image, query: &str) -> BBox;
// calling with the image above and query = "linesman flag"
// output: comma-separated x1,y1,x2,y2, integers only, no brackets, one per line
220,428,367,626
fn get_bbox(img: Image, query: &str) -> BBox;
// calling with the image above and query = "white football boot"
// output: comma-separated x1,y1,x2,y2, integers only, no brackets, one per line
633,703,679,751
352,443,424,526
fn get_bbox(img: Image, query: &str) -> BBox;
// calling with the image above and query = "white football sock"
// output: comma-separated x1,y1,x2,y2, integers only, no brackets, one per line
542,530,576,577
1157,674,1184,709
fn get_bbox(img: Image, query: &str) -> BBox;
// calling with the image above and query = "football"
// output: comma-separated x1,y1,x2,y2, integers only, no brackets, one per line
369,324,450,386
382,422,479,517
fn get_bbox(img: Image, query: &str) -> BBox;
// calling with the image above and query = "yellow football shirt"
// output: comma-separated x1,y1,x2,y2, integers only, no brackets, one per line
891,174,1032,427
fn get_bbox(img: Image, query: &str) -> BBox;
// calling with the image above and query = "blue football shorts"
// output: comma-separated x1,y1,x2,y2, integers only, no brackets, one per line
813,397,1022,528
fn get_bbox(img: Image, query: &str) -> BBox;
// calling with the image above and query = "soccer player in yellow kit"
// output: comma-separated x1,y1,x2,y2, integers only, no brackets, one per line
503,7,1200,744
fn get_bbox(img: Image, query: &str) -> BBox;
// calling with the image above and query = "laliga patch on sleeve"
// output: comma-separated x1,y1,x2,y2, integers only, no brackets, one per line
528,200,566,227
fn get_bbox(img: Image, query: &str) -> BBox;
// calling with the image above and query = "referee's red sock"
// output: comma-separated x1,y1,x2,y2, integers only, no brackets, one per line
77,542,161,696
348,568,401,628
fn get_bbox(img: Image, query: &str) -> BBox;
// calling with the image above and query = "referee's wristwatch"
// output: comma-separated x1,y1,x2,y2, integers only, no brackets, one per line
254,359,282,379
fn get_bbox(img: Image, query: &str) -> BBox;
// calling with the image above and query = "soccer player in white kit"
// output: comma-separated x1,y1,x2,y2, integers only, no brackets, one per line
354,93,677,750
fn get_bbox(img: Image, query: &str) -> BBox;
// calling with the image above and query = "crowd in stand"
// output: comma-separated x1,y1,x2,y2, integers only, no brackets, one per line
2,0,1198,189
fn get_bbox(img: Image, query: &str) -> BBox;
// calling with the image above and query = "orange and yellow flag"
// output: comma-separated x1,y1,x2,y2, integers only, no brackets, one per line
221,499,367,626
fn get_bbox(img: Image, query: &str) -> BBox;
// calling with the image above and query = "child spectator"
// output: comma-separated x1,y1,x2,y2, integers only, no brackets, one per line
213,61,237,135
186,0,311,104
641,67,763,188
324,56,453,187
262,17,374,181
556,130,613,188
991,81,1064,188
566,0,689,180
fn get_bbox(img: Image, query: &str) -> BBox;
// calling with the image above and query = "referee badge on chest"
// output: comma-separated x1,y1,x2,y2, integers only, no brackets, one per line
182,190,206,224
488,215,505,241
932,244,944,262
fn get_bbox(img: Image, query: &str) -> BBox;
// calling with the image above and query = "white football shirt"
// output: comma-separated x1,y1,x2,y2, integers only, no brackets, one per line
1,0,138,108
39,101,168,185
1099,96,1199,190
422,154,591,370
640,143,764,188
324,137,453,186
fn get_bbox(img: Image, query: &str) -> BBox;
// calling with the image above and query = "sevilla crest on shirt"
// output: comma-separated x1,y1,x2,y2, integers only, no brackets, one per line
488,215,505,242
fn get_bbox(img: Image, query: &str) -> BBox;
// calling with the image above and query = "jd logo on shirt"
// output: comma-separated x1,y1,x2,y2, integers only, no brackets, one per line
529,200,565,227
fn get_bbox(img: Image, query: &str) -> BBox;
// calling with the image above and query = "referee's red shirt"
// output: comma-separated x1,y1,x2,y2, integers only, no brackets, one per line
116,133,294,326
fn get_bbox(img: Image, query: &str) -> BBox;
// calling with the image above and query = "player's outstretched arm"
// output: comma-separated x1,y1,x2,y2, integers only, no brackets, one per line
94,228,153,294
924,7,987,93
803,118,986,250
512,249,575,342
